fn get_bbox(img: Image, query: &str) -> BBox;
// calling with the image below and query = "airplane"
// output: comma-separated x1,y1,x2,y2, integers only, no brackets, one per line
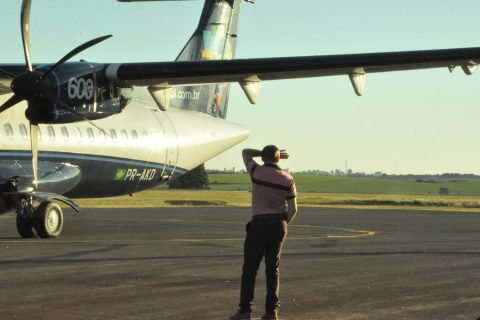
1,0,480,238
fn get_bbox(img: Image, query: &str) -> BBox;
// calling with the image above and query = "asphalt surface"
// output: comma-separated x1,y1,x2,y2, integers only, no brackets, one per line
1,207,480,320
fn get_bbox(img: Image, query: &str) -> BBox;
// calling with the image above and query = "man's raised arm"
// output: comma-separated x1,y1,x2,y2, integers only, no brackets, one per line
242,148,262,166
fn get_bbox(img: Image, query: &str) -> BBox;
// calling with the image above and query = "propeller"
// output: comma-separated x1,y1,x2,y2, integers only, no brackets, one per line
1,0,111,189
42,35,112,80
30,123,39,188
21,0,32,72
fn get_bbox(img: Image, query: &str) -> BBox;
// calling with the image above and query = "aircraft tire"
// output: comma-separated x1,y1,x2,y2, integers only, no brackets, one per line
16,214,35,238
34,202,63,238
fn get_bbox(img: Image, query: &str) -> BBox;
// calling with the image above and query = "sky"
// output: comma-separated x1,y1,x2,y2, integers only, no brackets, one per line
2,0,480,174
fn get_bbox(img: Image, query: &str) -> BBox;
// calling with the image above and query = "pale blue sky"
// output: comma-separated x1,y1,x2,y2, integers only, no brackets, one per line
2,0,480,174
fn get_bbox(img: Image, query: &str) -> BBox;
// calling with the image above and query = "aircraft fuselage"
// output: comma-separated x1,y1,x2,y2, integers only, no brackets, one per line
0,94,249,198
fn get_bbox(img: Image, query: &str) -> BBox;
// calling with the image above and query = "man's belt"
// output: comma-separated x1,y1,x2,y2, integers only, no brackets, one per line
252,213,286,220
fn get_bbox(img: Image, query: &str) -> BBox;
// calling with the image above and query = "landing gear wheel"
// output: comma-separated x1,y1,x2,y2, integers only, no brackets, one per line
16,214,35,238
34,202,63,238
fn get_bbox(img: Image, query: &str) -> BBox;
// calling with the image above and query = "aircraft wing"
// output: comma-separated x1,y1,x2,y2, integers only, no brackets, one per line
2,47,480,99
105,47,480,100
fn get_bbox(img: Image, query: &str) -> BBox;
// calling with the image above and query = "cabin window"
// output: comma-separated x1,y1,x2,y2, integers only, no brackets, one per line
75,127,82,142
109,129,118,144
47,126,56,142
19,124,28,140
120,129,128,143
131,130,139,142
86,128,94,143
4,123,13,140
97,129,106,143
141,130,149,144
61,127,69,142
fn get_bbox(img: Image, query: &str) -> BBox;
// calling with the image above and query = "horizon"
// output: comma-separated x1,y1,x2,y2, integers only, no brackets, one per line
206,166,480,176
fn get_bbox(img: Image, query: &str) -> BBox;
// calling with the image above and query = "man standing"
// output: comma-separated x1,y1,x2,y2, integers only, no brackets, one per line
230,145,298,320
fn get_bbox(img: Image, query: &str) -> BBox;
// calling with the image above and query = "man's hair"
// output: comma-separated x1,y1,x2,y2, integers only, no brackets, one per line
261,145,280,163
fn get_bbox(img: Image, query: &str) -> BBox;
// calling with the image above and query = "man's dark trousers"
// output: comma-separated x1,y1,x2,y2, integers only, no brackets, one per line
239,215,288,313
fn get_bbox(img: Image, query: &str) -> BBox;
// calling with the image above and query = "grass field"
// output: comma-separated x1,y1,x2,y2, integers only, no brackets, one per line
72,174,480,211
209,173,480,196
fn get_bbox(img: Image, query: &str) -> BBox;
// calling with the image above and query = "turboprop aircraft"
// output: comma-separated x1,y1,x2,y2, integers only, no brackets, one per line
1,0,480,238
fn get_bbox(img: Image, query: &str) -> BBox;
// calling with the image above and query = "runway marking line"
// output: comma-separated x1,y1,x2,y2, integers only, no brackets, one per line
0,219,376,243
292,224,376,239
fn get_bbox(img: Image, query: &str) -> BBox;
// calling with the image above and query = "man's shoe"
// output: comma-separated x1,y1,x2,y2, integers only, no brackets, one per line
261,312,278,320
229,310,251,320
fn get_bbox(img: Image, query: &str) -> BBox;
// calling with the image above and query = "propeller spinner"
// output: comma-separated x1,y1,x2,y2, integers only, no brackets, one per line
0,0,112,189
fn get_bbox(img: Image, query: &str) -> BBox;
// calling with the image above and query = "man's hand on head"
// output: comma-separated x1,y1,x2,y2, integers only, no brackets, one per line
279,150,289,160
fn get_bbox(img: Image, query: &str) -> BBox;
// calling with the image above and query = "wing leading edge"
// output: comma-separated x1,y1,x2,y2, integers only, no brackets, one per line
104,47,480,100
2,47,480,100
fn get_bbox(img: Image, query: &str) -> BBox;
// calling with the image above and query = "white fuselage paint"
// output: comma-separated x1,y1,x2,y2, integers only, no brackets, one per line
0,93,249,196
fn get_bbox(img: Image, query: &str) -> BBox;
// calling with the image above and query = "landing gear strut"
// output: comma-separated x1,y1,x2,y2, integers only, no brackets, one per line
15,198,63,238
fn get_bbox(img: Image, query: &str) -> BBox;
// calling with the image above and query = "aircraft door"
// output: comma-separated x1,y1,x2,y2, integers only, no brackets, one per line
157,112,179,181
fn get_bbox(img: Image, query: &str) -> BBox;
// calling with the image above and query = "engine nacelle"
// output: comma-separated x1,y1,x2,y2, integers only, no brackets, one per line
26,61,132,124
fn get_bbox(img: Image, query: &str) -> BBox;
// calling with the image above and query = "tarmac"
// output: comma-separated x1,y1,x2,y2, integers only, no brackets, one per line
1,206,480,320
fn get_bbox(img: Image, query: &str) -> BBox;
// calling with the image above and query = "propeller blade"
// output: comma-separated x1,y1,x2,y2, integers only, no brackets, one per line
30,122,39,189
21,0,33,72
0,67,16,78
43,92,111,137
0,95,23,113
42,35,112,79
